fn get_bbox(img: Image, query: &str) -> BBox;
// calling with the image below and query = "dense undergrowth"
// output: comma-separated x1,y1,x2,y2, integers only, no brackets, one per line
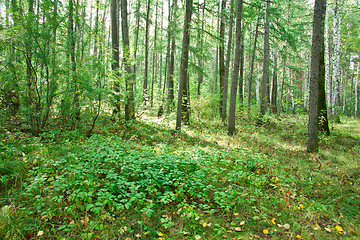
0,108,359,239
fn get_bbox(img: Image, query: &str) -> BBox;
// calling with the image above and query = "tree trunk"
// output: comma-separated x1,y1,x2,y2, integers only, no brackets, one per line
167,0,177,112
307,0,326,153
143,0,151,107
227,0,243,135
151,0,159,107
197,0,205,96
175,0,193,131
324,2,331,110
111,0,120,116
247,16,260,115
121,0,135,121
238,28,245,109
271,47,278,114
332,0,342,122
259,1,270,118
133,0,141,92
222,0,234,119
219,0,227,118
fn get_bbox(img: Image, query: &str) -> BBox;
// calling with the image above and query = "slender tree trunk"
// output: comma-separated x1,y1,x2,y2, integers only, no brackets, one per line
247,16,260,115
219,0,227,118
175,0,193,131
197,0,205,96
167,0,177,112
332,0,342,122
238,27,245,108
307,0,327,153
143,0,151,107
221,0,234,119
111,0,120,116
324,2,331,110
259,1,270,118
121,0,135,121
133,0,141,91
271,47,278,114
227,0,243,135
151,0,159,107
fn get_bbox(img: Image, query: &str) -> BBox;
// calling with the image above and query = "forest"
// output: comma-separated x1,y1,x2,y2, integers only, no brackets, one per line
0,0,359,238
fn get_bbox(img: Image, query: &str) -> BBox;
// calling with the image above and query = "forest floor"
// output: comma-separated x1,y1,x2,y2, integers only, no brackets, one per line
0,110,359,239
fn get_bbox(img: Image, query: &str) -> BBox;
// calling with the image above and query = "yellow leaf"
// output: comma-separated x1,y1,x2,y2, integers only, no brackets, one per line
271,218,276,225
335,226,343,232
350,229,355,233
203,222,207,227
299,204,304,208
296,235,301,239
158,232,163,237
263,229,269,235
85,216,89,222
316,223,321,229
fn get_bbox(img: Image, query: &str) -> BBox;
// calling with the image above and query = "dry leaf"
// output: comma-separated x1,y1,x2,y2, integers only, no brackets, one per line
240,221,245,225
195,235,201,240
325,227,332,233
283,223,291,230
37,231,44,236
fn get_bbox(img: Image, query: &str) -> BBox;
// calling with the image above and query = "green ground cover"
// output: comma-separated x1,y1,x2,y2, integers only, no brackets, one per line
1,112,359,239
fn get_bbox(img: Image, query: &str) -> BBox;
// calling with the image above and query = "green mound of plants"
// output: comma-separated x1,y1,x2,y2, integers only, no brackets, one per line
2,134,275,238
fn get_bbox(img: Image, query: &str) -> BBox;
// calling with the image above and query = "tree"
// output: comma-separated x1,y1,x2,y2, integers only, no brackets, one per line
222,0,234,120
260,1,270,118
332,0,343,122
227,0,243,135
121,0,135,121
175,0,193,131
143,0,151,106
270,47,278,114
307,0,327,153
219,0,227,119
111,0,120,116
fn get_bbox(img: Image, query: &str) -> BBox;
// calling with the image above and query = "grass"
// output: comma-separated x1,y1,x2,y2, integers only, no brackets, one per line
0,107,359,239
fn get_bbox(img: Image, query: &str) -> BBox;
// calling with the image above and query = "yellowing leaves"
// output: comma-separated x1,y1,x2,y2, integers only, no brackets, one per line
158,232,163,237
263,229,269,235
271,218,276,225
335,225,344,232
296,235,302,239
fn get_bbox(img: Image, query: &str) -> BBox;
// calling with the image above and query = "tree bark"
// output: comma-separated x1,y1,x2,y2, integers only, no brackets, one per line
307,0,327,153
222,0,234,119
271,47,278,114
175,0,193,131
219,0,227,118
356,64,359,117
227,0,243,135
247,16,260,115
143,0,151,107
259,1,270,117
332,0,342,122
111,0,120,116
167,0,177,112
121,0,135,121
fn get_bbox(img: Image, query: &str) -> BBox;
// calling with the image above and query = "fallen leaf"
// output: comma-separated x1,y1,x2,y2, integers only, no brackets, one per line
230,227,242,232
283,223,291,230
195,235,201,240
158,232,163,237
37,231,44,236
240,221,245,225
296,235,301,239
325,227,332,233
335,226,343,232
202,222,207,227
263,229,269,235
272,218,276,224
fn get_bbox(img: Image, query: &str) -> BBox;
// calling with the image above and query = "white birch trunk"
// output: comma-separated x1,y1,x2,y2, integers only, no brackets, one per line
342,70,346,114
332,0,342,120
324,3,331,110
